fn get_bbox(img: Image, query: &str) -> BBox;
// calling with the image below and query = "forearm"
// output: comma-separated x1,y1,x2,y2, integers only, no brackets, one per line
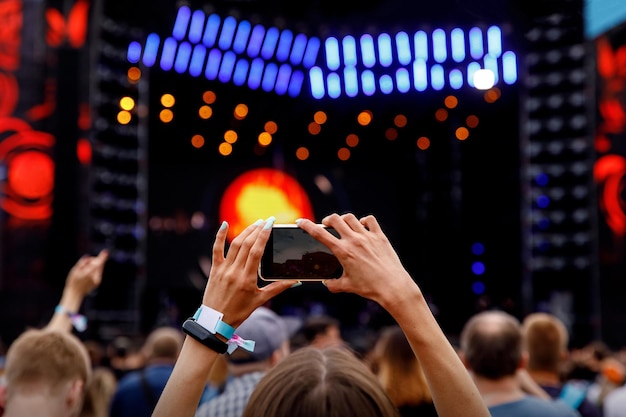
45,288,85,332
384,286,490,417
152,336,219,417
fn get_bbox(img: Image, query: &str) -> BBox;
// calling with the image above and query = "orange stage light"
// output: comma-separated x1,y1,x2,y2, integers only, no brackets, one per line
219,168,314,241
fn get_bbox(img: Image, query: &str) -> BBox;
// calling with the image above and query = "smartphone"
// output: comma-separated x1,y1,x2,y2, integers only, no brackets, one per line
259,224,343,281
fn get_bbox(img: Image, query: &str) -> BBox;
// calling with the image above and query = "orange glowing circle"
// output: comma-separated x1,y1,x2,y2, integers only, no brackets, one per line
160,109,174,123
466,115,479,128
264,121,278,134
337,147,351,161
385,128,398,141
199,105,213,119
219,168,315,241
444,95,458,109
394,114,407,128
456,127,470,140
9,151,55,199
161,94,175,107
203,90,216,104
219,142,233,156
117,110,132,124
127,67,141,82
224,130,238,143
313,111,327,124
346,133,359,147
435,108,448,122
357,111,373,126
417,136,431,150
191,135,205,148
308,122,321,135
258,132,272,146
234,103,249,120
296,147,310,160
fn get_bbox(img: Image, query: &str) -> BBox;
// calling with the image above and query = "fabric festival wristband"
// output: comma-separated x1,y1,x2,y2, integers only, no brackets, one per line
55,305,87,332
193,305,236,339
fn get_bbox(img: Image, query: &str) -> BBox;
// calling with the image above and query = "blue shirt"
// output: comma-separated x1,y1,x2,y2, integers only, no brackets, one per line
110,364,175,417
489,395,582,417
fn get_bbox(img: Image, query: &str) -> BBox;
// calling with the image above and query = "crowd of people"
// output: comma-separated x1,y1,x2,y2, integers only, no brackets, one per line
1,213,626,417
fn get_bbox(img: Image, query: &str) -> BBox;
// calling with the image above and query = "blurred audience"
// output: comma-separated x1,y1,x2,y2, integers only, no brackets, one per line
194,306,301,417
291,313,346,350
459,310,581,417
80,366,117,417
368,324,437,417
110,326,184,417
0,249,108,417
521,312,601,417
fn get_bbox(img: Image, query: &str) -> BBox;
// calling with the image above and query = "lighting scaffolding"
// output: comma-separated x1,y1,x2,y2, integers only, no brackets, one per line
518,0,601,344
87,2,149,337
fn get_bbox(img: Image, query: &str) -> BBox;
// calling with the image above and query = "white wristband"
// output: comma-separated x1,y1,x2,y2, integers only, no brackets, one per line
193,305,235,339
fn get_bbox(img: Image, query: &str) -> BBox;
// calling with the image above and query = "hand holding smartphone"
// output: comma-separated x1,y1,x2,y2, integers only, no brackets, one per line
258,224,343,281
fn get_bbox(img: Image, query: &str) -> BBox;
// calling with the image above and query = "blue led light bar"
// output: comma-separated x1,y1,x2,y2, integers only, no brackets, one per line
129,5,518,99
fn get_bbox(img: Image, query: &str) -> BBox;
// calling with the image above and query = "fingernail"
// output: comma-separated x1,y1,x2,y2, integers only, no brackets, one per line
295,218,302,225
263,216,276,230
321,280,328,287
220,221,228,231
253,219,263,226
290,281,302,288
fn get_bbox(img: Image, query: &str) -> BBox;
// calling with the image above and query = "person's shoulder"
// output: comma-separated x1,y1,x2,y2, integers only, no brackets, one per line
490,396,581,417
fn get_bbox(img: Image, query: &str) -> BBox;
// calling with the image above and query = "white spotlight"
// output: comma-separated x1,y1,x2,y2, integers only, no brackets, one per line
473,69,495,90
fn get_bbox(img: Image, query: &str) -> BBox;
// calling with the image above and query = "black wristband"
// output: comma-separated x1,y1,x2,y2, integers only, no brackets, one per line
182,318,228,354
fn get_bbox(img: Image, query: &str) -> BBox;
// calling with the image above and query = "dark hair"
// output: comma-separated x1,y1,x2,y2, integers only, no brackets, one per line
460,310,522,379
243,346,400,417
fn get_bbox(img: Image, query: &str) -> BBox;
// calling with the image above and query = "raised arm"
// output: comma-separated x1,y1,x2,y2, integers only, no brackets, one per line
46,249,109,332
152,218,297,417
297,213,491,417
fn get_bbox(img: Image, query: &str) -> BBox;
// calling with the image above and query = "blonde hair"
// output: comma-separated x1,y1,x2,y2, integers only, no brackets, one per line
372,325,433,407
4,328,91,398
521,312,569,374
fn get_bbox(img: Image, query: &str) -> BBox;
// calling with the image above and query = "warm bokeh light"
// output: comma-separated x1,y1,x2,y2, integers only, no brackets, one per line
435,108,448,121
203,90,216,104
308,122,321,135
159,109,174,123
77,138,92,165
296,147,310,160
337,147,351,161
313,111,327,124
119,96,135,111
484,87,501,103
199,105,213,119
444,95,458,109
117,110,132,124
127,66,141,82
357,110,373,126
264,121,278,134
394,114,407,128
191,134,205,148
234,103,249,120
219,168,315,241
161,93,175,107
385,127,398,140
258,131,272,146
456,127,470,140
9,151,54,198
219,142,233,156
417,136,431,150
224,130,238,144
466,115,479,128
346,133,359,147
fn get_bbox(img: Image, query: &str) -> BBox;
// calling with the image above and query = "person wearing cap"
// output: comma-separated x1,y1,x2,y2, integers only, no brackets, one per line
194,306,300,417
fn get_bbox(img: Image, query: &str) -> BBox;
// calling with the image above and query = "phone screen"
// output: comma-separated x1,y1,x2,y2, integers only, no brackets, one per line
259,225,343,280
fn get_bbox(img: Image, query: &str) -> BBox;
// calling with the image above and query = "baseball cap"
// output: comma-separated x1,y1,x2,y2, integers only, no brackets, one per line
228,307,302,364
